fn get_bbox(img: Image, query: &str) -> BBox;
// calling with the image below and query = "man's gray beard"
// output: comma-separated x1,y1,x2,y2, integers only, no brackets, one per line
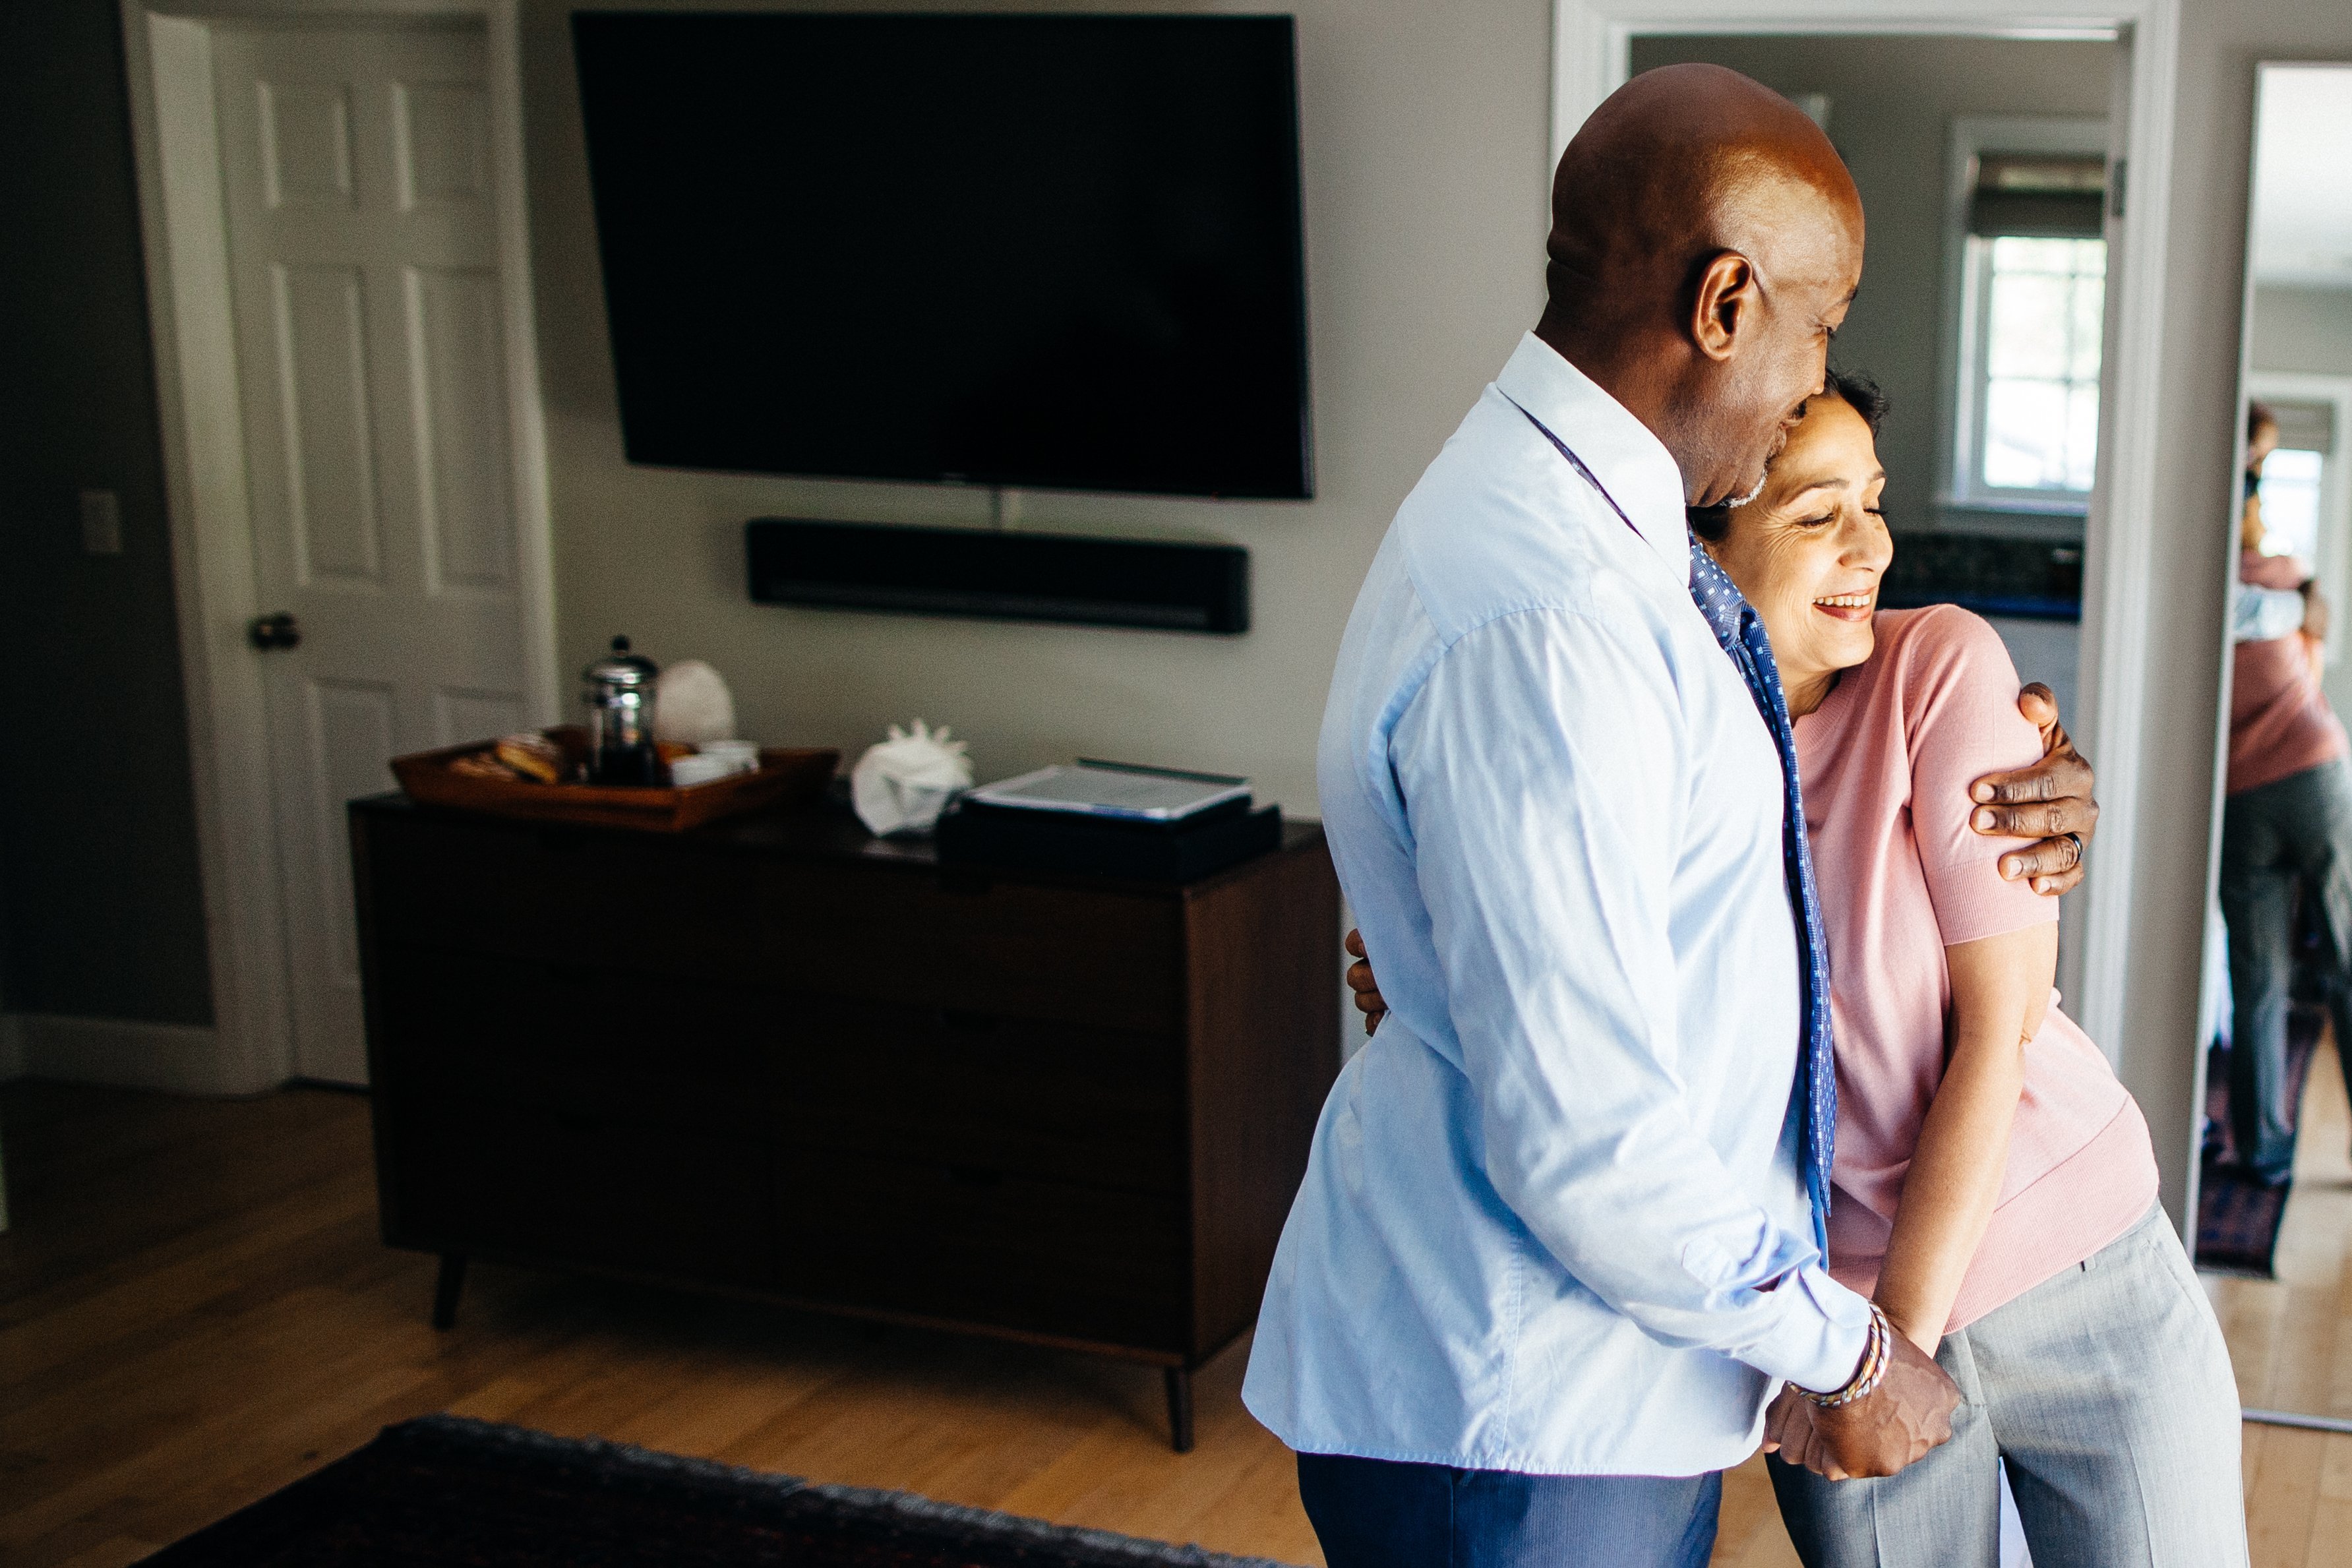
1725,470,1768,510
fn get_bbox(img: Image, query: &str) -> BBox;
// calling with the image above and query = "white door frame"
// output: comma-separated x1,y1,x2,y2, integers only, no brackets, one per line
122,0,557,1093
1552,0,2184,1188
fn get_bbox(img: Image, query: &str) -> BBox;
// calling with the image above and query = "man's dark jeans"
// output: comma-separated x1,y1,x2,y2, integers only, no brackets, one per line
2219,756,2352,1180
1296,1452,1720,1568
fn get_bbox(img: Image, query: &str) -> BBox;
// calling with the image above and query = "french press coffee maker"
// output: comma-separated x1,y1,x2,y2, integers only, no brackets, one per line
582,636,660,785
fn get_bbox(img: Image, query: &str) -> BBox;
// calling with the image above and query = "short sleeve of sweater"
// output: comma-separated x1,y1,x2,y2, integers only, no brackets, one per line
1900,607,2061,948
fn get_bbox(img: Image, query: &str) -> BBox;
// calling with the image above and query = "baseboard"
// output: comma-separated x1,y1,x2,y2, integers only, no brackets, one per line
0,1012,239,1094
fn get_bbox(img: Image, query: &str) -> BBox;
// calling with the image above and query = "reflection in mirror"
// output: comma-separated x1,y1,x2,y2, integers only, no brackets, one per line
2197,63,2352,1433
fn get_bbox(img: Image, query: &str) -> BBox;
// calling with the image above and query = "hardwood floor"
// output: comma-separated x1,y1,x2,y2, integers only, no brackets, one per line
0,1080,1317,1568
2204,1040,2352,1568
1,1071,2345,1567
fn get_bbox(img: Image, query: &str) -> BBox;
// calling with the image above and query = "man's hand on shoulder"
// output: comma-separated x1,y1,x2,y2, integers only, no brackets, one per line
1344,929,1387,1037
1968,682,2097,897
1762,1331,1959,1481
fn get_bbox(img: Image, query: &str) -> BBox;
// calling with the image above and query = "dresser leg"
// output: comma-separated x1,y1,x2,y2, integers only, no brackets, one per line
1164,1366,1194,1453
431,1252,467,1330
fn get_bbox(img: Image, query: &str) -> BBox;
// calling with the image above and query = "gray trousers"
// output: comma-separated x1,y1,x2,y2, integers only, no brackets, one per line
2219,756,2352,1178
1769,1207,2245,1567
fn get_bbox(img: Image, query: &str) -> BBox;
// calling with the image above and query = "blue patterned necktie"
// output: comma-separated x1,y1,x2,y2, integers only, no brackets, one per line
1513,406,1836,1253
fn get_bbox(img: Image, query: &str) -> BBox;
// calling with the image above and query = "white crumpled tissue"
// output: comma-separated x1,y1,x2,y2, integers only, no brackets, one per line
851,719,973,837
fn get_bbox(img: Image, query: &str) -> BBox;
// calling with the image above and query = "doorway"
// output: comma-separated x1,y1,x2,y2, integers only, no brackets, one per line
1599,27,2139,1568
1625,32,2119,1009
125,2,555,1089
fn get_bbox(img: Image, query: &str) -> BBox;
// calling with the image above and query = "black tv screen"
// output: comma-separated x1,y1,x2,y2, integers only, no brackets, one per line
572,12,1312,499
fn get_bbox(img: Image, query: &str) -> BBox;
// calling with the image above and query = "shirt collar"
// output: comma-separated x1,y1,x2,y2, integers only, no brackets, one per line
1493,331,1691,578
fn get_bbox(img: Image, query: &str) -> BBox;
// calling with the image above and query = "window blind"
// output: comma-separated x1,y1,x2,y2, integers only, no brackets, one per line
2266,398,2337,456
1968,152,2107,240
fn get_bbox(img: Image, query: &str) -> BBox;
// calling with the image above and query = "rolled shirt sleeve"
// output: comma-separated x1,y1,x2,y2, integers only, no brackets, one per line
1395,607,1872,1394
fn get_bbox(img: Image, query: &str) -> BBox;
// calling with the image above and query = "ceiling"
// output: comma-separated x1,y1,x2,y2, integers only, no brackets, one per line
2252,64,2352,291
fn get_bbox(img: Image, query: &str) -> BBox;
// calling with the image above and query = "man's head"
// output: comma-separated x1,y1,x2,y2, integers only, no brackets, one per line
1536,65,1865,507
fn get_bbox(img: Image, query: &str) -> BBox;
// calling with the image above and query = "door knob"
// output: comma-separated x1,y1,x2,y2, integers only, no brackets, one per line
248,611,301,651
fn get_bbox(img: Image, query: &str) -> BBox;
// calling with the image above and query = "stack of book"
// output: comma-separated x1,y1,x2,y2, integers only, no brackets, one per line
936,761,1281,881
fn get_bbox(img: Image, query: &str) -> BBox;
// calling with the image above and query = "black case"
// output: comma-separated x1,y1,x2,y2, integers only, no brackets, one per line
936,799,1282,882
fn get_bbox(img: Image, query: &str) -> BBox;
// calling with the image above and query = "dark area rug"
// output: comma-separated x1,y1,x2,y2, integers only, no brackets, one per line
2196,1006,2322,1276
137,1415,1295,1568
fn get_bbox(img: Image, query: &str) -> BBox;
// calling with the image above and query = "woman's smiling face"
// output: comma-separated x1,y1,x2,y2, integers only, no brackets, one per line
1704,390,1893,715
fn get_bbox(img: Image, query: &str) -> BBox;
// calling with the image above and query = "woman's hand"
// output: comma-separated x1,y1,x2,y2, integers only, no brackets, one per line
1344,929,1387,1036
1968,684,2096,897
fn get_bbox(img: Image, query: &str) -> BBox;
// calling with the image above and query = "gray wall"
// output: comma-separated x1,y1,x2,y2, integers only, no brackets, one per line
0,1,212,1027
2252,284,2352,374
522,0,1553,817
1627,34,2117,543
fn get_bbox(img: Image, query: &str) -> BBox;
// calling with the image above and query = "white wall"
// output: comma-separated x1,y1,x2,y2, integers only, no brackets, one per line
520,0,1553,814
2253,285,2352,376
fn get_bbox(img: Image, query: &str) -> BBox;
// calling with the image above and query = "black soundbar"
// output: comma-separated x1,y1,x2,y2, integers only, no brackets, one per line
745,518,1250,634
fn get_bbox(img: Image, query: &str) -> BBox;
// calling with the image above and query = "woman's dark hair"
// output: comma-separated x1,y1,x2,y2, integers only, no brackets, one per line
2250,399,2279,442
1688,368,1888,541
1825,368,1888,433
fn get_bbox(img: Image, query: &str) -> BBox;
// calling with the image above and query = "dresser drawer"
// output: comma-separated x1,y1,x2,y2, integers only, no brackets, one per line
756,864,1183,1031
368,947,1186,1186
360,810,1184,1032
770,1150,1188,1351
361,811,763,979
368,946,779,1135
380,1095,770,1284
772,996,1184,1193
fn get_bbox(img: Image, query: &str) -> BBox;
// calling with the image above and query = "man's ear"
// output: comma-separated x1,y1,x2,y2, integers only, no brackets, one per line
1691,250,1758,364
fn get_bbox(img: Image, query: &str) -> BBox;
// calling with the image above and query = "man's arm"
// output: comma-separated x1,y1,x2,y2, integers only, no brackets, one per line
1350,678,2092,1023
1968,684,2097,896
2243,550,2314,591
1396,610,1871,1389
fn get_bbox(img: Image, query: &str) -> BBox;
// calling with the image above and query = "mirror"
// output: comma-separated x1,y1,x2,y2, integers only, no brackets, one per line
2196,63,2352,1431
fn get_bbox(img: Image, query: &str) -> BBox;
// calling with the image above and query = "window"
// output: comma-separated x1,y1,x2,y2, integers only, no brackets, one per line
1940,124,2111,514
2246,390,2348,667
1978,237,2107,494
2259,446,2325,563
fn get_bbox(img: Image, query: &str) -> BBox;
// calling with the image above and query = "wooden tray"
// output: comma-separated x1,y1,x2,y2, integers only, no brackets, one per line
392,727,839,832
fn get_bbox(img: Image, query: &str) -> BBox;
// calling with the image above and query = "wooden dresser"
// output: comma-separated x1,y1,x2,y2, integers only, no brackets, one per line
348,796,1340,1449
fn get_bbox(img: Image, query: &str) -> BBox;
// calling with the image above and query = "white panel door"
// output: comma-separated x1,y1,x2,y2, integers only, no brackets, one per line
214,22,526,1084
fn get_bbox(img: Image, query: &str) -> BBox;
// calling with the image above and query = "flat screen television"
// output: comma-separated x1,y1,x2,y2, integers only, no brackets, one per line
572,12,1312,500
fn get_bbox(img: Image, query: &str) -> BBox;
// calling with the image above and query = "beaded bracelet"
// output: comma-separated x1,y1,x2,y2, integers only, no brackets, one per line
1796,1303,1892,1409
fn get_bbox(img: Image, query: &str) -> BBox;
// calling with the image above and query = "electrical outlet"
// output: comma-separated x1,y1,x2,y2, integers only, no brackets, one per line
79,489,123,556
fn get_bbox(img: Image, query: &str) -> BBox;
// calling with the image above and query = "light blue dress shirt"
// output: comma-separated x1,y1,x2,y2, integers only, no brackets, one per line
1243,334,1872,1478
2234,581,2305,644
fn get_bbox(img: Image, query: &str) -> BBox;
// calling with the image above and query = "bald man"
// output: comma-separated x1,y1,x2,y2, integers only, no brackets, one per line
1242,67,2092,1566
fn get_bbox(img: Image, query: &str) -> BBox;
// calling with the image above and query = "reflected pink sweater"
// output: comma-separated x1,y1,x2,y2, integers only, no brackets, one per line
1794,606,2157,1333
2228,557,2345,795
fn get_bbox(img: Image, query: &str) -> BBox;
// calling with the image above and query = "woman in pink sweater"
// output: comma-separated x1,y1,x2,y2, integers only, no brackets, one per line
1346,377,2245,1565
2220,400,2351,1184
